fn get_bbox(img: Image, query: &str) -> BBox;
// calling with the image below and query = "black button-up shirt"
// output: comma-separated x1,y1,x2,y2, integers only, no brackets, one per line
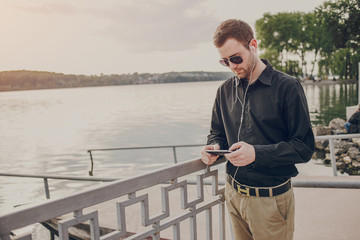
207,60,315,187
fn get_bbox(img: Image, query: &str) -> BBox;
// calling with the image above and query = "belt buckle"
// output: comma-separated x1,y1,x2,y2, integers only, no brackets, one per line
237,185,250,197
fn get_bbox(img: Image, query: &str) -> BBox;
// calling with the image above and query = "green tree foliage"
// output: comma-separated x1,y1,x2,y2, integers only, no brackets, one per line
256,12,307,78
255,0,360,80
316,0,360,80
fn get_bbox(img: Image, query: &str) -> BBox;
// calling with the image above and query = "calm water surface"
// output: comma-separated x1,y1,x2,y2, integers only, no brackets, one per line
0,81,357,214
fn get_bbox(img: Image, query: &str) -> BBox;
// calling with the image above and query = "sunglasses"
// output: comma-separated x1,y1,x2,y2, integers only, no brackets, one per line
219,55,243,67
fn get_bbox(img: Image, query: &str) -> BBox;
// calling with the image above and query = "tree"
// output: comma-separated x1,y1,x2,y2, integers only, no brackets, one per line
256,0,360,80
315,0,360,79
255,12,307,77
259,48,282,70
301,12,330,79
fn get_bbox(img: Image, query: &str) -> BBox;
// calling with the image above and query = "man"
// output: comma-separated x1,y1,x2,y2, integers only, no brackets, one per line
345,104,360,133
201,19,315,240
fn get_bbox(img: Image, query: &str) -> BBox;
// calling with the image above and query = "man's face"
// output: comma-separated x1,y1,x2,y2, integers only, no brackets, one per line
217,38,253,81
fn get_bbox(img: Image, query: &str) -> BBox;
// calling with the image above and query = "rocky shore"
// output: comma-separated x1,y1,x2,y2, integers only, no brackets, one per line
313,118,360,175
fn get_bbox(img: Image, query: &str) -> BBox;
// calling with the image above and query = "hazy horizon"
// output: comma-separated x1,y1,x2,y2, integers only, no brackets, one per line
1,0,327,75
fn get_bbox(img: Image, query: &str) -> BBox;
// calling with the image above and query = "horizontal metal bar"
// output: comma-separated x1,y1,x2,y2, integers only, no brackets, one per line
87,144,204,152
0,173,118,182
193,179,360,189
292,179,360,189
86,134,360,153
1,173,359,189
314,133,360,140
0,173,222,185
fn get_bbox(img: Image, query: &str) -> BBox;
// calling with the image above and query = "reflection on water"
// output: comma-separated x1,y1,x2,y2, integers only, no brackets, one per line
0,81,358,215
304,83,358,125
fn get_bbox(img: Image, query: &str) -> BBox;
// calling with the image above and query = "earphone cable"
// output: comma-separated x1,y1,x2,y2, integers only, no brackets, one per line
204,48,257,203
226,51,256,203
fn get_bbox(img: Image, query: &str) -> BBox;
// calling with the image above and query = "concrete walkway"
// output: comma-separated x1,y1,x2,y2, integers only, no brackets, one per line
293,176,360,240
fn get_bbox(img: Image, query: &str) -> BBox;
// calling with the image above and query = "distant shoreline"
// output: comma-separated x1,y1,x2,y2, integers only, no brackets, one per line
0,70,234,92
0,70,356,93
301,79,357,85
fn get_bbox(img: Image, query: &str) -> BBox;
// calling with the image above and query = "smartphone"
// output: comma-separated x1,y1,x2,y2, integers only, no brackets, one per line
206,149,233,156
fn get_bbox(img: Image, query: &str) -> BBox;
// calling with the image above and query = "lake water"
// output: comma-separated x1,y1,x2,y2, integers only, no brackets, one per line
0,80,358,215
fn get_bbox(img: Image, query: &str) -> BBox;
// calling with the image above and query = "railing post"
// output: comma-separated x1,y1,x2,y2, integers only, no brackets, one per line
43,178,50,199
329,139,338,177
172,147,178,164
88,150,94,176
173,223,180,240
206,208,213,240
219,202,226,240
190,215,197,240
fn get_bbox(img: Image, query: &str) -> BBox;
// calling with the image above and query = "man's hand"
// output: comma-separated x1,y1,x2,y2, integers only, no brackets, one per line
201,144,220,165
225,141,255,167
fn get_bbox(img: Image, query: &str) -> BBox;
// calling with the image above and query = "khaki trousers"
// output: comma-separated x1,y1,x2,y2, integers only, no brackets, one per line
225,182,295,240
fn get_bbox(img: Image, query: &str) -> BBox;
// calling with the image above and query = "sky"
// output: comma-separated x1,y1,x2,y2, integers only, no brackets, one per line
0,0,328,75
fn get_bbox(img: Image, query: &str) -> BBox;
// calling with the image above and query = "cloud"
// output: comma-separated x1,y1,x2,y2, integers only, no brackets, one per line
91,0,220,52
9,0,220,53
7,2,78,15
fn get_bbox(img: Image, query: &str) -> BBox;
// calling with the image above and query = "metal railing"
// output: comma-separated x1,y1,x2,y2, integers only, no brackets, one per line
1,134,360,239
1,160,359,240
87,144,204,175
2,133,360,201
314,133,360,176
0,158,227,240
0,173,118,200
87,133,360,177
0,144,204,201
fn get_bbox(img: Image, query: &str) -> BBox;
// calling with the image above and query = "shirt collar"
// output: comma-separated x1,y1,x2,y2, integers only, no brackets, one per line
238,59,273,86
257,59,273,86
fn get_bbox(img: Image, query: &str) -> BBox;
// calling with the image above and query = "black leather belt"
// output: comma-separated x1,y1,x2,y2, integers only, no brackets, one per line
226,175,291,197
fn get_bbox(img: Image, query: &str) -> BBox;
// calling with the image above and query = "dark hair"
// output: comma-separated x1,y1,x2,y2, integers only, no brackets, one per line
213,19,254,49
